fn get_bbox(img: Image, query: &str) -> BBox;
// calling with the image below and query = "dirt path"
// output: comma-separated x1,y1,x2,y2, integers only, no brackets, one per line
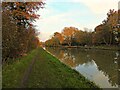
20,52,39,88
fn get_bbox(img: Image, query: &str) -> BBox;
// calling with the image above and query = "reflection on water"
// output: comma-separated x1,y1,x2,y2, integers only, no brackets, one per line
45,47,119,88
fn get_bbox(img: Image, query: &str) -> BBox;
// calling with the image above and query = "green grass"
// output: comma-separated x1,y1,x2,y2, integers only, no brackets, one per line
3,47,100,88
2,48,39,88
26,48,99,88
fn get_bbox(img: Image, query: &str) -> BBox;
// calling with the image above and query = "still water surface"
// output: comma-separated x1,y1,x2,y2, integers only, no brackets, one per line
45,47,119,88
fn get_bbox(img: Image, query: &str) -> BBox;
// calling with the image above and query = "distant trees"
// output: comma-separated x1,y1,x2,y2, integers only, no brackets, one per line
53,32,64,45
45,27,93,47
2,2,44,62
94,9,119,45
45,32,62,47
62,27,79,46
45,9,119,47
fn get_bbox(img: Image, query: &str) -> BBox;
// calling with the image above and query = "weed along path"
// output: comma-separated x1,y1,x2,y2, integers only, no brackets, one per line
3,47,100,88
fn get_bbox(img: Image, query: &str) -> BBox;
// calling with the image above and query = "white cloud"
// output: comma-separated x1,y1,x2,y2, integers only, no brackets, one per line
71,0,119,15
47,0,119,14
118,1,120,9
34,0,119,41
34,9,86,41
38,9,98,40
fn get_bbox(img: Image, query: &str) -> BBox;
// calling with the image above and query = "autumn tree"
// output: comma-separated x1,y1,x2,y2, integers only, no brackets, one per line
81,31,93,45
105,9,118,44
45,39,54,47
2,2,44,61
73,30,83,45
62,27,79,46
45,32,63,47
45,27,93,46
53,32,64,45
2,2,44,27
94,24,109,45
45,9,119,47
94,9,119,45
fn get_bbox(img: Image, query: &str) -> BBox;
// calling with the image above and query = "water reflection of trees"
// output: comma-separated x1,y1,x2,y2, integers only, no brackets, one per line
45,47,119,87
45,47,76,67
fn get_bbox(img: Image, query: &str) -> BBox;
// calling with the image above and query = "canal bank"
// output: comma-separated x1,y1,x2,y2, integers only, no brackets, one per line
58,45,120,51
3,47,100,88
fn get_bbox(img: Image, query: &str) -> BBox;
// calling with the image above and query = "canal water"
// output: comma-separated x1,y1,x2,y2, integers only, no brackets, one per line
45,47,119,88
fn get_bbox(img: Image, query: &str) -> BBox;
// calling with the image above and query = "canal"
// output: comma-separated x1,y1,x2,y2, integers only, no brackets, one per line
45,47,119,88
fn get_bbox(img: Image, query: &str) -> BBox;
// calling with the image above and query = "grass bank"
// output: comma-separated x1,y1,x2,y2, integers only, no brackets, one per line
3,47,100,88
2,48,39,88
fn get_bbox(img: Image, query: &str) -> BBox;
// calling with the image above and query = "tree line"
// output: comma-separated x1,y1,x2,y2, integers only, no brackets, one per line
2,2,44,62
45,9,120,47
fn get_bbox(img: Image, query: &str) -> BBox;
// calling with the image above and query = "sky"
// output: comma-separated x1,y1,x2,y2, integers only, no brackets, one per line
34,0,119,42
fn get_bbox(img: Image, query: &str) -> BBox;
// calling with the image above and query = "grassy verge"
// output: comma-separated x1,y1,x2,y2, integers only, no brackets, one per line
3,47,100,88
27,48,100,88
2,48,39,88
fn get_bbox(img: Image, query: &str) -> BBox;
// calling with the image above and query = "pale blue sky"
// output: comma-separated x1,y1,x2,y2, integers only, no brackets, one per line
34,0,119,42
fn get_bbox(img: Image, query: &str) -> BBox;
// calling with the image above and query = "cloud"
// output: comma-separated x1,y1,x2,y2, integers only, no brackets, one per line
38,32,51,42
36,19,81,41
34,0,119,41
71,0,119,15
36,8,103,32
118,1,120,9
34,10,85,41
47,0,119,14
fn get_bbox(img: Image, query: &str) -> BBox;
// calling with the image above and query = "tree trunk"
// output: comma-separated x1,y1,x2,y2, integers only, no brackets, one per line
109,33,112,45
103,37,108,45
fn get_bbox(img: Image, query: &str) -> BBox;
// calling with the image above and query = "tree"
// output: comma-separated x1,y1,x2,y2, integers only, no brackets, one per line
45,39,53,47
94,24,109,45
94,9,119,45
53,32,64,45
82,31,93,45
2,2,44,61
106,9,118,45
62,27,78,46
74,30,84,45
2,2,44,27
2,12,18,60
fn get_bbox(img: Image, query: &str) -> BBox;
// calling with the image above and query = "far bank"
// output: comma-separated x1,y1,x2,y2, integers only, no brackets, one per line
44,45,120,51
